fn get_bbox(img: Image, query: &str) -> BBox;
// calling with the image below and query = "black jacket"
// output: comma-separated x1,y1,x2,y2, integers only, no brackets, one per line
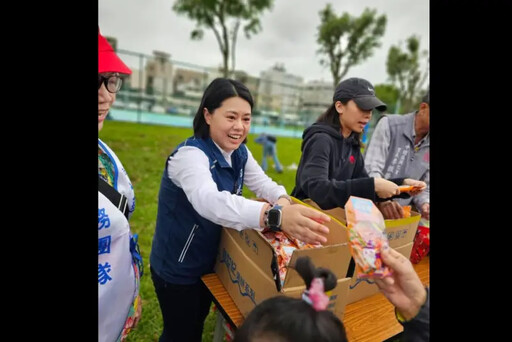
291,122,405,209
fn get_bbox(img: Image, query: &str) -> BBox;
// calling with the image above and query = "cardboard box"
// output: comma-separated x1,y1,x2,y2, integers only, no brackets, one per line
301,198,420,304
215,200,353,320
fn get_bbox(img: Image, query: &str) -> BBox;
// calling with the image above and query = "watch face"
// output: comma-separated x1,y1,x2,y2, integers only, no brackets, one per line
268,208,281,226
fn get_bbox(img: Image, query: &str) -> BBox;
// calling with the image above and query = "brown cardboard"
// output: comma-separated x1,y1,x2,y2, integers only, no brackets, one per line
301,198,421,303
215,199,353,321
302,199,421,248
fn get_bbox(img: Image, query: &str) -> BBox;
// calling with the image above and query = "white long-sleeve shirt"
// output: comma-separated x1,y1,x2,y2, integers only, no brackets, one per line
167,143,288,231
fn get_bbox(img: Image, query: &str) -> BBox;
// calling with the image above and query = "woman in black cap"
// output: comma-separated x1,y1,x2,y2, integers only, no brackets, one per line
291,77,426,212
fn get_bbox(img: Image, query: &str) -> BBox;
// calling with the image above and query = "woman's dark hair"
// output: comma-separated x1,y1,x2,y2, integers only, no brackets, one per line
233,257,347,342
316,99,362,147
193,78,254,141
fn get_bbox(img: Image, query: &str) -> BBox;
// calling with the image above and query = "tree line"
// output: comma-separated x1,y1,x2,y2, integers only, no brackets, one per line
172,0,428,113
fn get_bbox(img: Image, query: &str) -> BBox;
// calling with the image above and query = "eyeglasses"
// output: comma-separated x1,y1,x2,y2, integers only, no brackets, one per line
98,74,123,93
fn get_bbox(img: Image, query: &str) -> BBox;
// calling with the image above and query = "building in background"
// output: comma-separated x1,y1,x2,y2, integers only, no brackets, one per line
145,51,173,111
232,71,260,107
104,38,337,128
258,63,303,124
300,80,333,125
169,67,208,114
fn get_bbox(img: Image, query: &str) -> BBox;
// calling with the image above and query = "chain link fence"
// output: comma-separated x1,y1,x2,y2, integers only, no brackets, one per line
107,48,336,138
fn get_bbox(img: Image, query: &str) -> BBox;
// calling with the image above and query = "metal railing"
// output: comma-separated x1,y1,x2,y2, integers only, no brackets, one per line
108,48,330,136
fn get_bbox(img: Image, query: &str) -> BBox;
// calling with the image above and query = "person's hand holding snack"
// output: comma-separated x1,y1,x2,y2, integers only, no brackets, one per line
401,179,427,196
374,178,400,199
374,246,427,321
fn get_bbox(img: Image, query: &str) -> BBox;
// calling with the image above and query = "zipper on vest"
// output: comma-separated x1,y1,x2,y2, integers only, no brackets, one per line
178,224,199,263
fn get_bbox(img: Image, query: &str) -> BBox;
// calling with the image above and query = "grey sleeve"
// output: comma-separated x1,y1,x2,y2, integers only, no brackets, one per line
412,168,430,209
364,116,391,178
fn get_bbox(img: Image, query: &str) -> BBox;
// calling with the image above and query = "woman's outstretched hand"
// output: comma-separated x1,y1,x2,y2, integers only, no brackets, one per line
281,204,330,245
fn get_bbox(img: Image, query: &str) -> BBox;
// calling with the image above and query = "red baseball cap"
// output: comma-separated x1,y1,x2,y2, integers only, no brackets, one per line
98,30,132,75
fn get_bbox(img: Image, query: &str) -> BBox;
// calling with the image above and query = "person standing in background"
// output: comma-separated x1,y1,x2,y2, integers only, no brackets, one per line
254,133,283,173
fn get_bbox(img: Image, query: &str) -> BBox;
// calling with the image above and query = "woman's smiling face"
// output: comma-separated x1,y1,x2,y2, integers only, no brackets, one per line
204,96,252,152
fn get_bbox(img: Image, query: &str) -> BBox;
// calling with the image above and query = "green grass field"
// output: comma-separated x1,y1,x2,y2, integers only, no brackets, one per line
99,121,304,342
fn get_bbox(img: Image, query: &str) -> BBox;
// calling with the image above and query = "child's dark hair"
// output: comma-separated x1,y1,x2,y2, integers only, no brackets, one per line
233,257,347,342
193,78,254,142
316,99,362,147
294,255,338,292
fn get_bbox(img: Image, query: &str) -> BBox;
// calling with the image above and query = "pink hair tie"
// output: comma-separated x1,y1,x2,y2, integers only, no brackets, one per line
302,277,329,311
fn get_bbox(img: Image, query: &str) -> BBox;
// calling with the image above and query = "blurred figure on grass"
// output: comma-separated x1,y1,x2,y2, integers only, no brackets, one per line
255,133,283,173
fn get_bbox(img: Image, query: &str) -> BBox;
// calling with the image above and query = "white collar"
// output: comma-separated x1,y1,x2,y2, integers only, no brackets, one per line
212,140,234,166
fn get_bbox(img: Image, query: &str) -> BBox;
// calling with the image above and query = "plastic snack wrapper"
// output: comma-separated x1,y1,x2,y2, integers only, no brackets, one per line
262,229,320,286
402,205,411,218
344,196,392,279
398,185,422,193
410,219,430,264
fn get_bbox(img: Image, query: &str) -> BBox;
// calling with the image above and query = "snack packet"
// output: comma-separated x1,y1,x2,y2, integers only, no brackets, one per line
402,205,411,218
398,185,424,193
410,223,430,264
262,230,319,286
345,196,392,278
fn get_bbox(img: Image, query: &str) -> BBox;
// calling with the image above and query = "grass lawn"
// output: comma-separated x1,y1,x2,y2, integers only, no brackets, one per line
99,121,304,342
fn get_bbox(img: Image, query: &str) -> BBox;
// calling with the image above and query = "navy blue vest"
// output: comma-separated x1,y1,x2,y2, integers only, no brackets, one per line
150,137,247,284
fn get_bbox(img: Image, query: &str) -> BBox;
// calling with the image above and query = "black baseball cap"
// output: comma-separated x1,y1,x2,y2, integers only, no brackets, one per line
333,77,387,112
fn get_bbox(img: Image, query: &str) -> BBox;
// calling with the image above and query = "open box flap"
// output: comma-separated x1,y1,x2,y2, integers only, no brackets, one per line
283,243,351,288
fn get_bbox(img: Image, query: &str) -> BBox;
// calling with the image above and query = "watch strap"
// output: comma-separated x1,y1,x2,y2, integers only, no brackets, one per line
264,204,272,228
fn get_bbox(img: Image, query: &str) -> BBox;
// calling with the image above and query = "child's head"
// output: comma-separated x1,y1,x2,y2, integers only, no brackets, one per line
233,257,347,342
233,296,347,342
193,78,254,151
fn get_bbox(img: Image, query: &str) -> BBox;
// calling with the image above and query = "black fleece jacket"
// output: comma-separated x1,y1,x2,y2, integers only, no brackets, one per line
291,122,406,209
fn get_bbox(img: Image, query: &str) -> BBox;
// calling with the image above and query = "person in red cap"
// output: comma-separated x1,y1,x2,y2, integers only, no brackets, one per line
98,30,131,130
98,30,143,342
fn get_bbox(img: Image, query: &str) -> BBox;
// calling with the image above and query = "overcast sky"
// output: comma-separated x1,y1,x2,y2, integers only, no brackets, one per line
99,0,429,85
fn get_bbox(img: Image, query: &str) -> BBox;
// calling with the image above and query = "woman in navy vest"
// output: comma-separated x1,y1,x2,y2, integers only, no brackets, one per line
149,78,331,342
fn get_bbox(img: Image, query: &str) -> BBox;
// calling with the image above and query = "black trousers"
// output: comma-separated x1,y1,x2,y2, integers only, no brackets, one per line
151,267,213,342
